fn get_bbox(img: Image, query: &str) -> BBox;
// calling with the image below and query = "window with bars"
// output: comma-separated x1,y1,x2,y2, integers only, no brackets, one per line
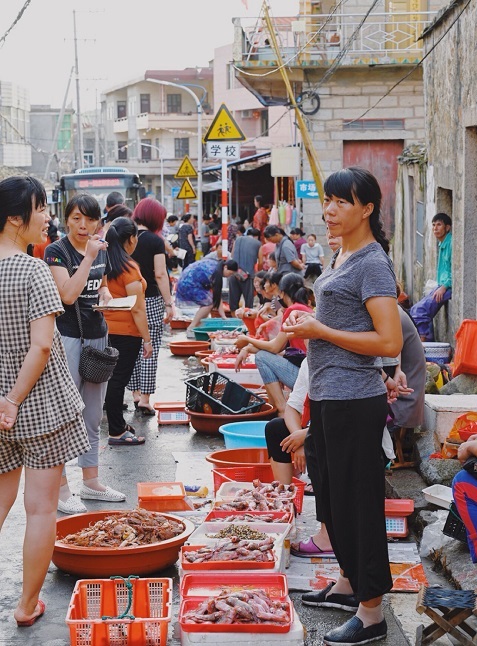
343,118,405,130
167,94,182,113
140,93,151,113
118,140,128,161
117,101,127,119
141,139,152,161
174,138,189,157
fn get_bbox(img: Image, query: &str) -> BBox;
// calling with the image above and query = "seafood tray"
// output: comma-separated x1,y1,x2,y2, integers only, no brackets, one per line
214,479,305,514
185,522,291,548
204,510,292,524
180,543,277,571
180,616,305,644
211,468,305,514
179,573,292,633
66,577,171,646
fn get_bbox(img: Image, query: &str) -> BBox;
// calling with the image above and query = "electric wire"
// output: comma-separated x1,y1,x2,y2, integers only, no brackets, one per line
0,0,33,47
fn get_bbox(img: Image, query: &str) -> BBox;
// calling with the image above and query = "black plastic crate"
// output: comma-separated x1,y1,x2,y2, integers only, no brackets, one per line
184,372,265,415
442,502,468,544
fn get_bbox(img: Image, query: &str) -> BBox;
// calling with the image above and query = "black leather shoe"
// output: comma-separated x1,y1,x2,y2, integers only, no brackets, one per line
324,616,387,645
302,583,359,612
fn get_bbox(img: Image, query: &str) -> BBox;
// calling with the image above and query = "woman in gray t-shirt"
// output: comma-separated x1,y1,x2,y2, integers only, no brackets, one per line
284,167,402,646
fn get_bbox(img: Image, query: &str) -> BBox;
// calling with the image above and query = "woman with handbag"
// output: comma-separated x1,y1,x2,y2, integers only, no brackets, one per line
103,217,153,444
127,199,174,415
0,176,90,626
45,194,126,514
234,273,313,416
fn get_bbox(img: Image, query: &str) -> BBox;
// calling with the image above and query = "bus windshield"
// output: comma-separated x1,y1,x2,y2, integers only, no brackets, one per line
59,168,143,218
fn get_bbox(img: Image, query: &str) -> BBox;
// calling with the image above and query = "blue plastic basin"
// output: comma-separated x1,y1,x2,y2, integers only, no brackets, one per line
219,421,268,449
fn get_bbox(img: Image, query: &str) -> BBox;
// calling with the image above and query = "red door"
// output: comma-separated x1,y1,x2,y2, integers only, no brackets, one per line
343,140,404,236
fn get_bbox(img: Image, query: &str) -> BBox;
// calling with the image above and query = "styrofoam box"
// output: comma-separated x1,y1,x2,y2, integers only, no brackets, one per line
185,521,292,548
208,365,264,386
422,484,453,509
180,614,305,645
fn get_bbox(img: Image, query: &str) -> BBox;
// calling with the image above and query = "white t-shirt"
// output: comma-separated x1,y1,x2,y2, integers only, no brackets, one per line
301,242,324,264
287,359,309,415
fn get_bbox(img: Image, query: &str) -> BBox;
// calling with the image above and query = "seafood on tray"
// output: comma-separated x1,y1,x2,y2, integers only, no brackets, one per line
183,536,275,563
182,588,290,626
58,508,185,548
215,480,297,512
219,513,289,523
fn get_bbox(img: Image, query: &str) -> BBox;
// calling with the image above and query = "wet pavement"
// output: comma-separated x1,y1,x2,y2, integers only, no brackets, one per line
0,327,427,645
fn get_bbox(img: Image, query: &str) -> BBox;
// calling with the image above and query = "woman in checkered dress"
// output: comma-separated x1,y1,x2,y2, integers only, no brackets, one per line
0,176,90,627
45,194,126,514
127,199,175,415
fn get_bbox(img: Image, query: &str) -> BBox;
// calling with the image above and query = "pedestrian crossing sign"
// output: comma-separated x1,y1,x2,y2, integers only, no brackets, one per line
175,155,197,178
203,103,246,142
176,178,197,200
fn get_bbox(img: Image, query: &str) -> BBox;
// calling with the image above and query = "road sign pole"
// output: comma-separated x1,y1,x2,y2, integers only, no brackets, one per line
221,157,228,259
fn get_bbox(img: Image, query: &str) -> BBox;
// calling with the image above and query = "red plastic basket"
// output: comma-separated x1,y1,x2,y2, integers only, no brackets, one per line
66,577,172,646
180,544,276,571
453,319,477,376
179,572,292,633
212,466,305,514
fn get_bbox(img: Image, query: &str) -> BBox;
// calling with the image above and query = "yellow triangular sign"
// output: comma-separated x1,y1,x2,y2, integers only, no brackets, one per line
175,155,197,178
203,103,246,142
176,178,197,200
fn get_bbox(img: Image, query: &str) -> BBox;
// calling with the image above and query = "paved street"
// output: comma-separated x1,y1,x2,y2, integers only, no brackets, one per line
0,327,443,645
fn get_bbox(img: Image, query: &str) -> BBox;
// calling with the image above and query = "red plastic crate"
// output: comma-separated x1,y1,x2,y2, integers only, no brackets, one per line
212,466,305,514
179,572,292,633
180,544,277,571
66,577,171,646
204,509,292,524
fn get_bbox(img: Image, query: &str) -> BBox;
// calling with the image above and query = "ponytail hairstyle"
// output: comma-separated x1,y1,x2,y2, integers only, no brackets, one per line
105,216,138,280
210,258,238,308
278,272,309,306
264,224,286,240
323,166,389,254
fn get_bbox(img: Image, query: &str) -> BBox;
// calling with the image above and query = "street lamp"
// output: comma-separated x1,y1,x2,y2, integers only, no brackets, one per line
145,77,203,235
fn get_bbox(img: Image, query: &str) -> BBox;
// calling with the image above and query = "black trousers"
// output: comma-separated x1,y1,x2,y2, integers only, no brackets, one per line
265,417,323,521
309,395,392,602
228,274,254,311
105,334,142,436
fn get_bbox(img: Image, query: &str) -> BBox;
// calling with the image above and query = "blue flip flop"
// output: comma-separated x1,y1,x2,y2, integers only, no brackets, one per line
108,430,145,446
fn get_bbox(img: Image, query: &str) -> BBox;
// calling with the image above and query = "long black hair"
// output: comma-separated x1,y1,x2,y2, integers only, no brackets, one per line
279,272,310,305
323,166,389,254
65,193,102,221
211,258,238,308
0,176,46,232
105,216,138,280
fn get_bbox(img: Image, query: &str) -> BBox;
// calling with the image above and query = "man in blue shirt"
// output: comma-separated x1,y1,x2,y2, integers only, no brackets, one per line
410,213,452,341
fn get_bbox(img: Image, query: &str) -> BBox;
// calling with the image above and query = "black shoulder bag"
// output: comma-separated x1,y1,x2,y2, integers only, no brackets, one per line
60,240,119,383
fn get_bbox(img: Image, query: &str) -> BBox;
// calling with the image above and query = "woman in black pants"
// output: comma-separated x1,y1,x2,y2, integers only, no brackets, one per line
284,167,402,646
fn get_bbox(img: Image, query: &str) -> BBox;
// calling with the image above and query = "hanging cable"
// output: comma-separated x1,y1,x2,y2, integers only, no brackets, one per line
0,0,33,47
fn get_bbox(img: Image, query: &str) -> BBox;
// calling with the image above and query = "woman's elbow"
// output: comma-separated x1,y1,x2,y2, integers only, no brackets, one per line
34,344,52,360
382,336,403,358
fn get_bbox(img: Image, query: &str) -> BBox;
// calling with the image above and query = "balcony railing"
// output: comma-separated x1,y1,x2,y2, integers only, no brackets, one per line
235,11,438,68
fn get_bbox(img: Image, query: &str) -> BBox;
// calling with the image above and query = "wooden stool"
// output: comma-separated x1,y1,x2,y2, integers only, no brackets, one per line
391,426,417,469
416,585,477,645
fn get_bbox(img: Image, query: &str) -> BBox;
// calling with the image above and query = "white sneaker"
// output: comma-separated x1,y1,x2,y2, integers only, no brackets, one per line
57,495,87,515
186,328,195,339
79,484,126,502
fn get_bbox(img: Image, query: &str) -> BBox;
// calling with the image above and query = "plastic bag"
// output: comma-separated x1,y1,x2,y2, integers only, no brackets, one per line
448,412,477,443
420,510,454,557
423,279,438,296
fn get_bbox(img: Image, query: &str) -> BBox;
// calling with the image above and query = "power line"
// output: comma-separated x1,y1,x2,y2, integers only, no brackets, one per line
347,0,473,124
0,0,33,47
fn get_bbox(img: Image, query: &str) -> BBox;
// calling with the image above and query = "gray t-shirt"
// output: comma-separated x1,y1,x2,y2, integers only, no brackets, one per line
232,235,261,274
308,242,397,401
276,236,302,274
301,242,324,264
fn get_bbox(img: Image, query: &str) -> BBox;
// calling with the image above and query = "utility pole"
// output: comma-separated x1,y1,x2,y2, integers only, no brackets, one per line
73,10,84,169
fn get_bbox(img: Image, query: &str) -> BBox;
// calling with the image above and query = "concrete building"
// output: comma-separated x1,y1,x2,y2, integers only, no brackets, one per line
101,68,214,214
394,0,476,342
0,81,31,167
29,105,75,179
232,0,447,241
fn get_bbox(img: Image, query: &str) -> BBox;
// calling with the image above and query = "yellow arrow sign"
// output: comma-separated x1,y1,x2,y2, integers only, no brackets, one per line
176,178,197,200
203,103,246,142
175,155,197,178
